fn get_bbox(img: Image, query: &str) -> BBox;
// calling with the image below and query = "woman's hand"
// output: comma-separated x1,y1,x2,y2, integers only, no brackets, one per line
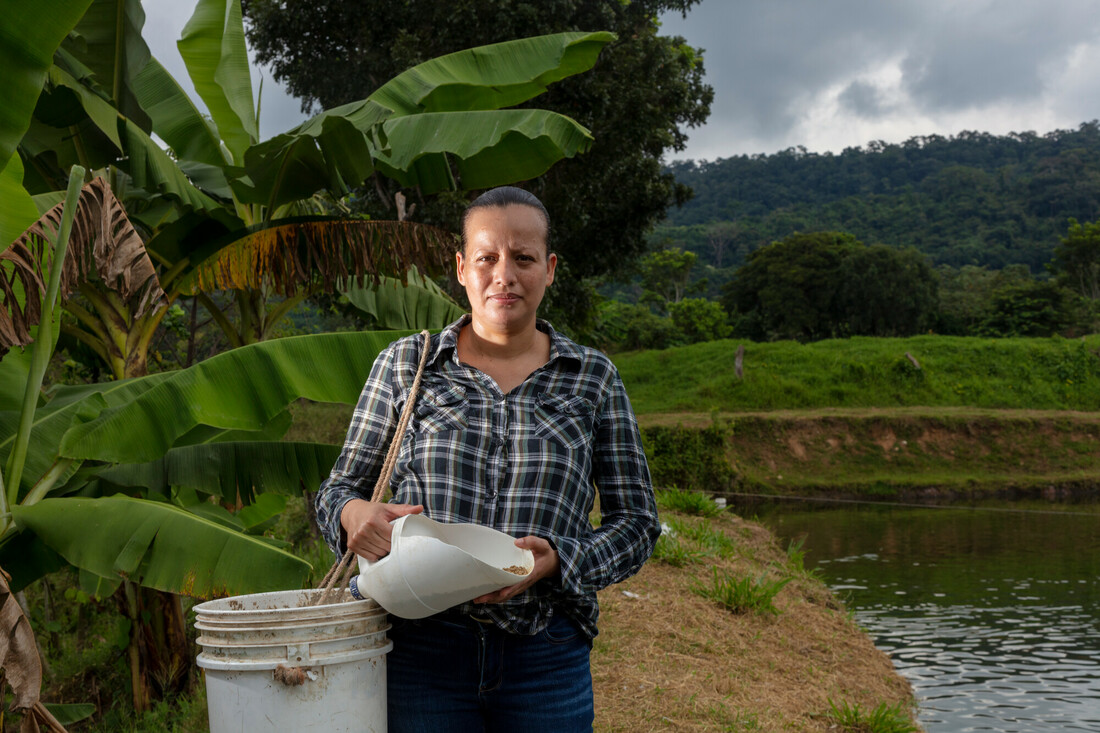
472,536,560,604
340,499,423,561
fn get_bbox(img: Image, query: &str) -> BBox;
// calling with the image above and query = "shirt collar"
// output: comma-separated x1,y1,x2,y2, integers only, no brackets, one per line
429,315,583,368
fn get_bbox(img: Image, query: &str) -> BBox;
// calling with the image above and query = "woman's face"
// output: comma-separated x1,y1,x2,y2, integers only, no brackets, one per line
457,204,556,335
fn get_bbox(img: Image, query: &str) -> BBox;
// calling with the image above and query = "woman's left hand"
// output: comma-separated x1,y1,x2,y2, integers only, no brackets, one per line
472,536,560,604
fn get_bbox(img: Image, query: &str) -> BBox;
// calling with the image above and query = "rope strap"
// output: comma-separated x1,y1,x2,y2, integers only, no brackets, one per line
315,330,432,605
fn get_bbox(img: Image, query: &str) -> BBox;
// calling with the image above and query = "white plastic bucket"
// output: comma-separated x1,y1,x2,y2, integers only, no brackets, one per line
350,514,534,618
194,588,390,732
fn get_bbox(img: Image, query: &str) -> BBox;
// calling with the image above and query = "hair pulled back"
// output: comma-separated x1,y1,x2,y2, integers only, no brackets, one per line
461,186,551,252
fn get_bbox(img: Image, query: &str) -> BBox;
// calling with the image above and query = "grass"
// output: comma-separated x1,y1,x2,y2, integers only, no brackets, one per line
825,698,920,733
655,487,723,517
693,567,792,616
785,536,822,579
614,333,1100,413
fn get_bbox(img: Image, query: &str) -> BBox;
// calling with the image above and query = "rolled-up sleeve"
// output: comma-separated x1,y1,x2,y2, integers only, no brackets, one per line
552,370,659,596
315,344,400,556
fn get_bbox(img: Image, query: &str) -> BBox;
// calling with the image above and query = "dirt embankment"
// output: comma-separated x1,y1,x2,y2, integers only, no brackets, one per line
641,409,1100,500
593,511,914,731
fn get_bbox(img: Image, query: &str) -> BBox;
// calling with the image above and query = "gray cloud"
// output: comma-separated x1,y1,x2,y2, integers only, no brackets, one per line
899,0,1100,111
837,80,891,117
662,0,1100,159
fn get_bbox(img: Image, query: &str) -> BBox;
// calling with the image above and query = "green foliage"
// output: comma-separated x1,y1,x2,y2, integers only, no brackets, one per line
615,334,1100,413
977,280,1080,337
641,421,736,492
663,124,1100,273
638,247,702,312
655,487,722,517
723,232,938,342
673,518,738,558
650,533,704,567
825,699,918,733
245,0,714,332
785,537,822,579
669,298,731,344
1053,217,1100,300
592,300,683,351
693,567,791,615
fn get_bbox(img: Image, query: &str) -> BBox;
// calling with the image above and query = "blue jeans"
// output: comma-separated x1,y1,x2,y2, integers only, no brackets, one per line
386,611,594,732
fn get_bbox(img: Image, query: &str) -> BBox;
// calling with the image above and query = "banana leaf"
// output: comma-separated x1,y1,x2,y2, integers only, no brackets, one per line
343,268,466,330
0,156,40,249
131,56,226,168
0,0,94,173
63,0,151,131
374,109,593,193
177,0,257,165
232,32,612,207
0,371,173,499
96,441,340,504
13,495,310,598
43,703,96,726
0,528,65,593
60,330,411,464
370,31,616,116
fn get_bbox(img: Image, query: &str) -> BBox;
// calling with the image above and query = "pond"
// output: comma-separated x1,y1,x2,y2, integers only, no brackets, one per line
733,498,1100,732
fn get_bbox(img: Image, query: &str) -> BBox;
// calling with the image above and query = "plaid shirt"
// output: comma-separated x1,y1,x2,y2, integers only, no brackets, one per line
316,316,659,638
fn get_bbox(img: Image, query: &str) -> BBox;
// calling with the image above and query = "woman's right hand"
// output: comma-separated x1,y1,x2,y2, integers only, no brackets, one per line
340,499,423,561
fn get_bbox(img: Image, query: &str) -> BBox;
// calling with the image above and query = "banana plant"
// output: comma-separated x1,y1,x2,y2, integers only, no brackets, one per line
10,0,614,376
0,166,417,712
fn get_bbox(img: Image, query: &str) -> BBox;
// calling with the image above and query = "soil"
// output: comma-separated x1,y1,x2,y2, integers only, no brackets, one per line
592,511,916,731
641,408,1100,500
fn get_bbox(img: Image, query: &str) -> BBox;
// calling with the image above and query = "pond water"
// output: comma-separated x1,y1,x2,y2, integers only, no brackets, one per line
736,498,1100,732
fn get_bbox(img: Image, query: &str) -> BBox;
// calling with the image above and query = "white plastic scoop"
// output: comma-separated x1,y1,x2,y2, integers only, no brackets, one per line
349,514,534,619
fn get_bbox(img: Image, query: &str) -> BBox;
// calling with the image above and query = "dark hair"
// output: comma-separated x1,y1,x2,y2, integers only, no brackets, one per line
461,186,551,252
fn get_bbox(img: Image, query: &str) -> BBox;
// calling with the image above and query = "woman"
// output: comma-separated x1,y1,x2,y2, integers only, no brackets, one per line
316,186,659,732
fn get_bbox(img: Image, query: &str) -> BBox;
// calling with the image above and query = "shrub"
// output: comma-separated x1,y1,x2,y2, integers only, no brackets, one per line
642,421,736,492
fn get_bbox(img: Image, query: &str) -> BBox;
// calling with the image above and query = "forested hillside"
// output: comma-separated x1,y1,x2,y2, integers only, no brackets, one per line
659,122,1100,271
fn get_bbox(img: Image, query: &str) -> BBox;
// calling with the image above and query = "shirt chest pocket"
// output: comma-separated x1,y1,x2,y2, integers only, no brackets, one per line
532,392,595,450
413,381,468,434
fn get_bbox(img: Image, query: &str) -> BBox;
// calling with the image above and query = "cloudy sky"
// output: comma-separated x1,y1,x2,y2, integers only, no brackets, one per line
142,0,1100,163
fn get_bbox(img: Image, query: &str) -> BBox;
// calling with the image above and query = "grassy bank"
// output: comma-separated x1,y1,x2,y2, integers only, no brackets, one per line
614,334,1100,413
594,489,916,731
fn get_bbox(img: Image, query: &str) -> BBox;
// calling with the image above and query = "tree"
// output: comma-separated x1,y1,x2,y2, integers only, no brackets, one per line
638,247,701,313
1053,218,1100,300
934,264,1032,335
976,280,1079,337
723,232,860,341
723,232,938,342
245,0,714,330
669,297,731,344
835,244,938,337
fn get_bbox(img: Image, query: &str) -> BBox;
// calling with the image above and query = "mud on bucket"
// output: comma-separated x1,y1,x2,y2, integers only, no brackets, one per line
349,514,534,618
193,588,390,732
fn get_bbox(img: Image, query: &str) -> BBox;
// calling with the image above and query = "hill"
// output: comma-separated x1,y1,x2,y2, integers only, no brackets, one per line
658,122,1100,272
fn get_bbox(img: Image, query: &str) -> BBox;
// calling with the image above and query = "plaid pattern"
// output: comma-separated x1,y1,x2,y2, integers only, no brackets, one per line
316,316,659,637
